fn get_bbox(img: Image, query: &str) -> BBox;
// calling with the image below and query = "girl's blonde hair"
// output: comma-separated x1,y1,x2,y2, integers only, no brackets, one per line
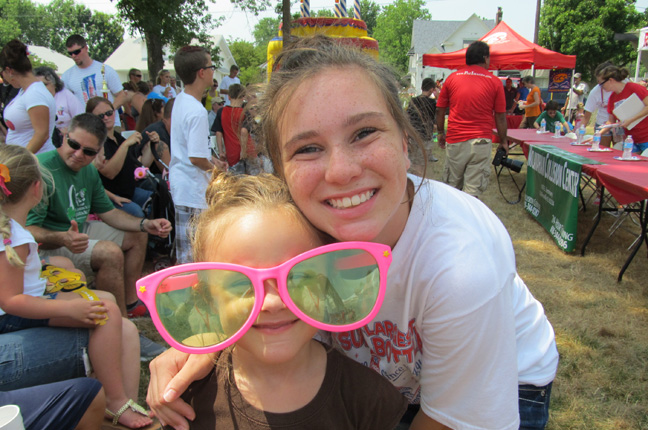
0,145,43,267
192,171,322,261
258,35,425,179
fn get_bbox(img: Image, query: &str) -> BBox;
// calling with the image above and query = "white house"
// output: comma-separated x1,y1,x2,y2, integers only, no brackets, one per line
408,15,495,93
105,35,237,85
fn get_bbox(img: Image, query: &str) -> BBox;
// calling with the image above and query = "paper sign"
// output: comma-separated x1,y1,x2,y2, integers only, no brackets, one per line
612,92,647,130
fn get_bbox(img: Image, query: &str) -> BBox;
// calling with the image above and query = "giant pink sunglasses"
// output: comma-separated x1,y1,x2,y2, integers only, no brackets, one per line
137,241,391,354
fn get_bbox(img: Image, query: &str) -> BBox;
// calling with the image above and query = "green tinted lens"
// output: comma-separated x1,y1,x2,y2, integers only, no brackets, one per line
155,269,255,348
287,249,380,326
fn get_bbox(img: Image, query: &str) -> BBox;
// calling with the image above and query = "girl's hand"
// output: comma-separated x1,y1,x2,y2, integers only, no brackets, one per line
124,132,142,147
69,298,107,325
146,131,160,144
111,195,132,207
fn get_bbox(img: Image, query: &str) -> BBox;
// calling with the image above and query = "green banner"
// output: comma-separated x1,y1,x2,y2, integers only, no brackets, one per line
524,145,584,252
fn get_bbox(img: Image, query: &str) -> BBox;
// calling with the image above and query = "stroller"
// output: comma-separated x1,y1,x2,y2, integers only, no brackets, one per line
141,151,176,270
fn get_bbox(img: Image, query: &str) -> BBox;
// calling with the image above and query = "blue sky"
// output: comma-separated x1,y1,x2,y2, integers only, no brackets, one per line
39,0,648,44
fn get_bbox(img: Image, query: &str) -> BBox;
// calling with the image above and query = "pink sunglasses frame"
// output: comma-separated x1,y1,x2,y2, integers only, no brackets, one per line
136,241,392,354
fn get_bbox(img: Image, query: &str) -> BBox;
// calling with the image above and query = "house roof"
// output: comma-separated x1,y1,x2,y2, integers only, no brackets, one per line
411,16,495,55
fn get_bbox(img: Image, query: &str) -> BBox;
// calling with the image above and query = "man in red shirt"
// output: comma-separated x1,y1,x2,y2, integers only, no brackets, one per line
436,41,508,197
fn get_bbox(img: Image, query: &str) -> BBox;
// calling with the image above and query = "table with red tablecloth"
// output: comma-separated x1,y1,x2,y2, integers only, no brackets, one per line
492,115,524,143
506,129,648,280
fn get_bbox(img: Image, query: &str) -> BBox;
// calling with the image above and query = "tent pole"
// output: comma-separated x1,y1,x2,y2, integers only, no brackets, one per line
635,50,641,82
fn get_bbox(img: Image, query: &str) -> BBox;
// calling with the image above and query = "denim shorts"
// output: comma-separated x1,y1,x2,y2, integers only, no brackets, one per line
395,383,553,429
0,294,57,334
519,382,553,430
0,327,90,391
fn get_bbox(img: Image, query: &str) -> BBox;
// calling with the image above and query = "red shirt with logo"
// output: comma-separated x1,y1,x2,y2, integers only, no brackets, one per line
437,65,506,144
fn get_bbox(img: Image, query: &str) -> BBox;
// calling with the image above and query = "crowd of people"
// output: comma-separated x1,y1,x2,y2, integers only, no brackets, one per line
1,29,646,430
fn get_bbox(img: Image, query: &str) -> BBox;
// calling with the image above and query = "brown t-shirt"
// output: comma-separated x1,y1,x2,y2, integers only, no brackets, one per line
179,344,408,429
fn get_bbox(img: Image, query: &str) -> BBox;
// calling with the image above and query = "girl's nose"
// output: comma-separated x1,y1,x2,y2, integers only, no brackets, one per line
260,279,285,313
324,145,363,185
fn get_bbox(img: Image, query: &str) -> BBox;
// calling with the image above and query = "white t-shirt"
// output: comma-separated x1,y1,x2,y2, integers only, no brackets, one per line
54,88,85,131
0,220,46,316
152,85,177,99
584,84,612,126
329,178,559,430
169,91,212,209
4,81,56,154
220,75,240,106
566,81,589,109
61,60,122,127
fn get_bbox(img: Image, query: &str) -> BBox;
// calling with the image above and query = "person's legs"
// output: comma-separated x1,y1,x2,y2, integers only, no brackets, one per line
90,241,127,315
0,378,103,430
131,187,153,208
114,200,146,217
121,231,148,307
443,140,471,191
519,382,553,430
76,386,106,430
174,205,202,264
121,318,141,400
462,139,493,198
84,222,132,316
0,327,90,391
49,294,151,428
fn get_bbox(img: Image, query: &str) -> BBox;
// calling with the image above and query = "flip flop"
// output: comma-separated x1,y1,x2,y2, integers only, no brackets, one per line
104,399,157,429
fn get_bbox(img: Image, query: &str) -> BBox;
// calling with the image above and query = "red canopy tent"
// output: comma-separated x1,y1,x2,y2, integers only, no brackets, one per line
422,21,576,70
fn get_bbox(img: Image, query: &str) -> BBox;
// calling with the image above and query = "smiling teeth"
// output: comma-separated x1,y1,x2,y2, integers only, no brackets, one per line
328,190,375,209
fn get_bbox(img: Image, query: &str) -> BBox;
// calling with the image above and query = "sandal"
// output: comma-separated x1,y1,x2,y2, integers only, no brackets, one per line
105,399,150,427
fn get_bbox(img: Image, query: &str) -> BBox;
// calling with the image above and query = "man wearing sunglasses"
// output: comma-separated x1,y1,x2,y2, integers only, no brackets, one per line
61,35,127,129
26,113,173,320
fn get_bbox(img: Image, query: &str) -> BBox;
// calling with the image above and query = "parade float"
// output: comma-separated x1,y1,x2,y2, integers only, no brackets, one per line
266,0,379,77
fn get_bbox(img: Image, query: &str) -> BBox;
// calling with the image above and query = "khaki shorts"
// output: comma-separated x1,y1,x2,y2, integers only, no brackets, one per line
443,138,493,197
38,221,125,278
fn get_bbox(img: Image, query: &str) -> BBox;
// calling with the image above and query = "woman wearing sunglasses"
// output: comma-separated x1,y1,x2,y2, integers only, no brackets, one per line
0,39,56,154
139,172,407,428
86,96,158,217
150,36,558,430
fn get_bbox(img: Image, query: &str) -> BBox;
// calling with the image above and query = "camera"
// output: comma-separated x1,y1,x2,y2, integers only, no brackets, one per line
492,148,524,173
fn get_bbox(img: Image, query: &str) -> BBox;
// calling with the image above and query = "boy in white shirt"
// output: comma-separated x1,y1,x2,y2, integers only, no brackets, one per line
169,46,226,263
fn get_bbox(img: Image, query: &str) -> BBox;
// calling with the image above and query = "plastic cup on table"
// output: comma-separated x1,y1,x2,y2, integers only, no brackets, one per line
0,405,24,430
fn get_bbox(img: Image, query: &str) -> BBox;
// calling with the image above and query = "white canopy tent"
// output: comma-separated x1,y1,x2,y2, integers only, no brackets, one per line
28,45,74,74
635,26,648,81
105,36,237,84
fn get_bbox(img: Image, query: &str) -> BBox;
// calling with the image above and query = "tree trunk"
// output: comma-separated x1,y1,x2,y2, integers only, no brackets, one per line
282,0,292,50
145,33,165,83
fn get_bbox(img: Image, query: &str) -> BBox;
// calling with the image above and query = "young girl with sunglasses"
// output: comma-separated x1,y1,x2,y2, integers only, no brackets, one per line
0,144,153,429
138,171,407,429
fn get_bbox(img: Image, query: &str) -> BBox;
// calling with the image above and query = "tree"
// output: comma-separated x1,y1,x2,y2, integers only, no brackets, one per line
539,0,645,80
3,0,123,63
229,39,266,84
373,0,430,74
0,0,21,46
116,0,271,82
360,0,380,36
253,17,281,47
